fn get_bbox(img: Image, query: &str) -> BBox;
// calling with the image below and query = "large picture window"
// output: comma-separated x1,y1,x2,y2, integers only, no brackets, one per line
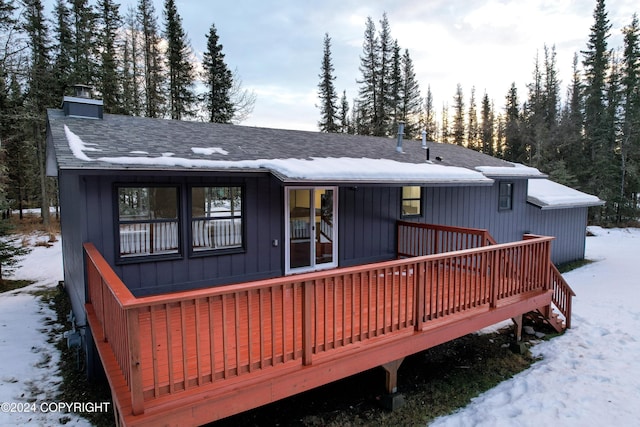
117,186,180,258
191,186,243,252
401,186,422,217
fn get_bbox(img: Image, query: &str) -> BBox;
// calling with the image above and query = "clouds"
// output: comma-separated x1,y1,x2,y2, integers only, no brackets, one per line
45,0,639,131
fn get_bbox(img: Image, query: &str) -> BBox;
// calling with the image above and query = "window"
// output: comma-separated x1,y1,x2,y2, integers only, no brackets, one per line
191,186,243,252
499,182,513,210
402,186,422,217
117,186,180,258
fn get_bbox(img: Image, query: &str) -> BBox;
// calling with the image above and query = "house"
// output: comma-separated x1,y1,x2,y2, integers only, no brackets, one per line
46,94,602,426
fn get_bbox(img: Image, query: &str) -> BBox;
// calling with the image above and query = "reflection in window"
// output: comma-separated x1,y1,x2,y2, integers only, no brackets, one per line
117,187,179,257
191,186,243,252
499,182,513,210
402,186,422,216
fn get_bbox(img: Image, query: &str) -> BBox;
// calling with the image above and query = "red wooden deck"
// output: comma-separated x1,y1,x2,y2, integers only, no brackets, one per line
84,222,574,427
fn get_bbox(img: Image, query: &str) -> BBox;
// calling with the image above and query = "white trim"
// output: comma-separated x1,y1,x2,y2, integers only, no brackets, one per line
285,187,338,275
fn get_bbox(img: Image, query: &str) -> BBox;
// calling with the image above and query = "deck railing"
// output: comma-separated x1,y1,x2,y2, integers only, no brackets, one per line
84,226,555,417
549,264,575,328
397,221,494,257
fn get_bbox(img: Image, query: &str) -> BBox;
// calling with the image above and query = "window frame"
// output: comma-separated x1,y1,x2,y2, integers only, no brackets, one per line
498,181,514,211
401,186,423,218
188,184,246,257
114,184,182,264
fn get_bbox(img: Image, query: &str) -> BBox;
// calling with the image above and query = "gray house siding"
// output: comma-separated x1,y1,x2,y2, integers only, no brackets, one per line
78,173,283,297
338,186,399,267
524,204,589,263
423,180,530,244
58,172,89,325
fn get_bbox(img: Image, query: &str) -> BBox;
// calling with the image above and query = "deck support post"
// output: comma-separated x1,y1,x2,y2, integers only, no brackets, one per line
512,314,523,342
380,358,405,411
303,281,313,366
381,358,404,394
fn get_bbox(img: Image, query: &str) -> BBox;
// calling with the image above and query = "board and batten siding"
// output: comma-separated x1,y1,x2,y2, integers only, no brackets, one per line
80,173,283,297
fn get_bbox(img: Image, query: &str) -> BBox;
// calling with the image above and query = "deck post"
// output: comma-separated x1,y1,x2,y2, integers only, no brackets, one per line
490,250,500,308
415,260,425,330
381,358,405,394
126,308,144,415
511,314,523,342
303,281,313,366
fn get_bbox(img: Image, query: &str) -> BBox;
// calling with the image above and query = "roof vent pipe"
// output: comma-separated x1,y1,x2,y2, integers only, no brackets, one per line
421,129,427,148
396,121,405,153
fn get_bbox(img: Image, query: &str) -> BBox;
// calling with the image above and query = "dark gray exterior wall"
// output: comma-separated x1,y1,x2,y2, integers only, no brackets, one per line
422,179,588,264
523,204,589,263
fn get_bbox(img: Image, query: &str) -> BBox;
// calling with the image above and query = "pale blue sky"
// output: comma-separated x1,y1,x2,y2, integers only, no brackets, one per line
46,0,639,131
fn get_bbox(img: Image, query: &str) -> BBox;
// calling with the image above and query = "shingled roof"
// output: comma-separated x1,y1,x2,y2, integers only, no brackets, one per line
46,107,544,185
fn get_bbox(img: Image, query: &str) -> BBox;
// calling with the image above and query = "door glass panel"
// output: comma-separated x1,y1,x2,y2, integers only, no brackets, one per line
289,189,312,269
316,189,334,265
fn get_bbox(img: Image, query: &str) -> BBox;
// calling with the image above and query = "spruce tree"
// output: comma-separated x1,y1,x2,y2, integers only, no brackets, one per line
52,0,72,98
423,86,437,141
339,90,350,133
441,102,450,144
467,86,478,150
138,0,165,118
201,23,233,123
620,14,640,219
163,0,196,120
389,39,401,134
480,92,494,155
69,0,98,87
452,84,465,146
504,83,525,163
375,13,393,136
317,33,339,132
582,0,611,205
97,0,123,113
122,6,142,116
356,16,379,136
399,49,422,138
22,0,55,226
555,53,583,187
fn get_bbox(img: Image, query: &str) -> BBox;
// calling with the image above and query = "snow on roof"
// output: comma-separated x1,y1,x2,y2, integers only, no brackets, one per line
63,125,493,185
476,163,544,178
527,179,604,209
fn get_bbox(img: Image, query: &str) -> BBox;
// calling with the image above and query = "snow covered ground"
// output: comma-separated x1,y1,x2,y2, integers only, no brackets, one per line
1,227,639,426
431,226,640,427
0,236,90,427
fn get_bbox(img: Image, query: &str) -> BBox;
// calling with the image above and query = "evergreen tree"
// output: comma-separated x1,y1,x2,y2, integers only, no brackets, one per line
467,86,478,150
22,0,55,226
339,90,350,133
504,83,526,163
423,86,437,142
581,0,612,205
163,0,196,120
122,6,142,116
69,0,98,87
375,13,393,136
524,51,544,167
480,92,494,155
604,50,623,220
620,14,640,219
97,0,123,113
441,102,450,144
317,33,339,132
555,53,583,187
452,84,465,146
399,49,422,138
201,23,233,123
389,39,402,134
138,0,165,118
356,16,378,136
52,0,72,98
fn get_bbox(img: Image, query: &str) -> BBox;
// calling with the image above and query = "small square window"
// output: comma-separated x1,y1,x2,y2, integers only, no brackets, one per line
499,182,513,211
402,186,422,217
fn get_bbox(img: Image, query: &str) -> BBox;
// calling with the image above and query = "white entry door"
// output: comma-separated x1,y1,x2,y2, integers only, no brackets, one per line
285,187,338,274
